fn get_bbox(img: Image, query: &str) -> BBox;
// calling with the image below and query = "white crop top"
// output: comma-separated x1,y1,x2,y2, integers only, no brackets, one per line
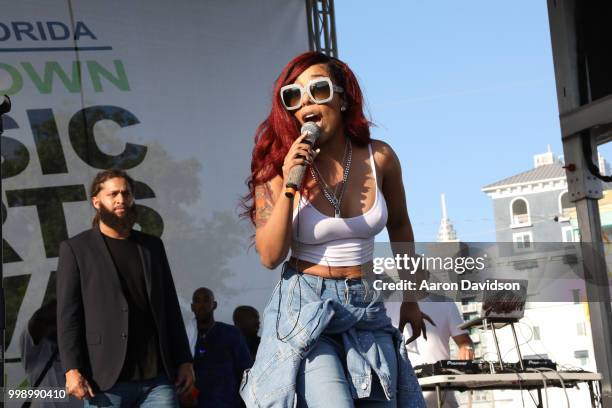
291,144,388,266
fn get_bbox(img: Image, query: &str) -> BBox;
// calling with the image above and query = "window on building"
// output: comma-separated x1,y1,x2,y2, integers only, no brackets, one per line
559,192,574,220
603,227,612,246
562,226,577,242
574,350,589,365
513,231,533,250
511,198,530,226
576,322,586,336
474,392,490,402
464,311,478,321
532,326,541,340
572,289,581,304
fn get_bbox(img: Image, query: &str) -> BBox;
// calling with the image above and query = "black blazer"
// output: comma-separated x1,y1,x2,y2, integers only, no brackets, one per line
56,227,192,391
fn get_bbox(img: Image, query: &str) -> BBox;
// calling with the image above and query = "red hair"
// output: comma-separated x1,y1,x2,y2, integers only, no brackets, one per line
242,52,371,225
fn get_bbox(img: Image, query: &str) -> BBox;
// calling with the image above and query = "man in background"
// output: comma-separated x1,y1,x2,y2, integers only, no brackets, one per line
20,299,82,407
187,288,253,408
405,293,474,408
232,305,261,360
386,267,474,408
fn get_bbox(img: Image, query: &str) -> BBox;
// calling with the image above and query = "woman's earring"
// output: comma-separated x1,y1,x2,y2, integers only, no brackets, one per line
340,105,347,112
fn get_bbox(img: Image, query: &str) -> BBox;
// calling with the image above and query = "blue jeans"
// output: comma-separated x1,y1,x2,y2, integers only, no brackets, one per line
240,263,425,407
295,274,398,408
84,374,178,408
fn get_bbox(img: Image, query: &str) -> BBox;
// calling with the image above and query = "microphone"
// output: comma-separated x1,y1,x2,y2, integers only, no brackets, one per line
0,95,11,115
285,122,321,198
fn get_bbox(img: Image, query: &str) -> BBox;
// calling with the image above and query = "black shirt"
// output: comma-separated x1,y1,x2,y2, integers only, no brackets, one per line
103,233,163,381
193,322,253,408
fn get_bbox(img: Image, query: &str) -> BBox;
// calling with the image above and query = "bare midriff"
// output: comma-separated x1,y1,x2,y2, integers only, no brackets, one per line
288,257,372,280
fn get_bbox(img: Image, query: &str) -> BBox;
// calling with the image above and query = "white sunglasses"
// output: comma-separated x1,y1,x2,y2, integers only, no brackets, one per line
280,77,344,111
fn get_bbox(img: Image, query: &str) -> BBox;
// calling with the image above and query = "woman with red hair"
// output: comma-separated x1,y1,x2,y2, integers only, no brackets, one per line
241,52,427,407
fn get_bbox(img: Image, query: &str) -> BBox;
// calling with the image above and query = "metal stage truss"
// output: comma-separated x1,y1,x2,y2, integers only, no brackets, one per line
306,0,338,57
547,1,612,406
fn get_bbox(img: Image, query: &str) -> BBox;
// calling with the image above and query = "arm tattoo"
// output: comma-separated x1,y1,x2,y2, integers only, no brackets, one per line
255,181,274,228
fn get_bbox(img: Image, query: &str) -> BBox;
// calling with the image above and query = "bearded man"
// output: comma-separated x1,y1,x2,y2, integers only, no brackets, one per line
56,169,194,407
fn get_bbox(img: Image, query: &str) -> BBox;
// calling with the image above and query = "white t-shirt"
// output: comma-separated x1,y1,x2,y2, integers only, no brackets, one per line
386,294,467,408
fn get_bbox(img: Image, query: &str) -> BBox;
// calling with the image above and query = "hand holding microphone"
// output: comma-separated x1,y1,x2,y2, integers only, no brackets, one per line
284,122,321,197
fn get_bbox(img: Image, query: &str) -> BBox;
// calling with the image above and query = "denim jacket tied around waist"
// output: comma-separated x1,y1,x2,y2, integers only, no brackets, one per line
239,263,425,408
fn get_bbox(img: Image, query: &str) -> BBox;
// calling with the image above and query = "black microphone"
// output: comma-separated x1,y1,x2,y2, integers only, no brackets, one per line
0,95,11,115
285,122,321,198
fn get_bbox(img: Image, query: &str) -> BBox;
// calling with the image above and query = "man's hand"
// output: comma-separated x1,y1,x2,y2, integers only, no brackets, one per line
458,344,475,360
175,362,194,396
399,301,435,344
178,387,198,407
65,369,94,400
454,333,475,360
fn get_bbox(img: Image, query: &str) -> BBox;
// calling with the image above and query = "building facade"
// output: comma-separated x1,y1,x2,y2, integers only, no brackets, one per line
473,149,607,407
481,149,578,244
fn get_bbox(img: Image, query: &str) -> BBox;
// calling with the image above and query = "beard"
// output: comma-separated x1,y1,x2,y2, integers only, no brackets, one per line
98,202,137,232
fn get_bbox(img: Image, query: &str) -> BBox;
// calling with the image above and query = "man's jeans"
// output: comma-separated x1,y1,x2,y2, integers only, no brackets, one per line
84,374,178,408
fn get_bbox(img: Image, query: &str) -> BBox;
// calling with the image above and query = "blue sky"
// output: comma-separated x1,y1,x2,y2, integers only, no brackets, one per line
335,1,564,241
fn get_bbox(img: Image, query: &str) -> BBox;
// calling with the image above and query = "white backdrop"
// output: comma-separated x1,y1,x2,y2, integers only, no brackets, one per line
1,0,309,388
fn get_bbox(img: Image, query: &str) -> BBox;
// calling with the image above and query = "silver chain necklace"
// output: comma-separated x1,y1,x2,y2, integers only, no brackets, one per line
309,138,352,218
